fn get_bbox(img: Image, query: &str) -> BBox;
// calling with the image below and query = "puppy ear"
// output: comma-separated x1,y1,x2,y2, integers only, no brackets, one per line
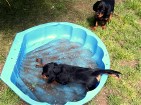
53,66,62,74
93,1,101,11
47,62,56,70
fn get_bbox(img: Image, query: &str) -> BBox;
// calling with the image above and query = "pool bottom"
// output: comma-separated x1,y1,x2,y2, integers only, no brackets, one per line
17,39,98,105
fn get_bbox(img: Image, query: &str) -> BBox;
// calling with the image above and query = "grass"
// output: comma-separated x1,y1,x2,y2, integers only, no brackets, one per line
0,0,141,105
0,82,20,105
87,0,141,105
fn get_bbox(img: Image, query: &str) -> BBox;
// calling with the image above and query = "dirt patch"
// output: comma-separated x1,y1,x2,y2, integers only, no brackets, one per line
116,0,125,4
136,80,141,90
138,19,141,26
0,64,4,74
57,0,96,23
94,87,108,105
119,60,138,68
73,1,94,14
19,100,28,105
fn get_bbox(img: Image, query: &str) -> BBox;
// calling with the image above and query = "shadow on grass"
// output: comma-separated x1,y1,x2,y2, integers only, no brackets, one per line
87,16,95,27
0,0,73,33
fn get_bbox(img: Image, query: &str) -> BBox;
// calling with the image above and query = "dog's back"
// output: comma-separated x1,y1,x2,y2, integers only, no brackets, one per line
103,0,115,12
39,61,121,91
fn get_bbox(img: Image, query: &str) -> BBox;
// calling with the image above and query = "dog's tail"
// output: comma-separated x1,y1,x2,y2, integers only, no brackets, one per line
92,69,121,78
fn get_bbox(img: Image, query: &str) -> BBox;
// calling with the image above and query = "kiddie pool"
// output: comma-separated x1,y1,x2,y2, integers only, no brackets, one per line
0,22,110,105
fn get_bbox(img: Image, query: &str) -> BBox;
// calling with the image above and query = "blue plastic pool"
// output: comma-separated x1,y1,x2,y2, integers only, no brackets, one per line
0,22,110,105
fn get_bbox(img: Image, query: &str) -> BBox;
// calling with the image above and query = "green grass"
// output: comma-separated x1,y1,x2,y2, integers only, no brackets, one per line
87,0,141,105
0,83,20,105
0,0,141,105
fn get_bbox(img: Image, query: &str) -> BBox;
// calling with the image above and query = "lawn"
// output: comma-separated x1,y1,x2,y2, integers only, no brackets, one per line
0,0,141,105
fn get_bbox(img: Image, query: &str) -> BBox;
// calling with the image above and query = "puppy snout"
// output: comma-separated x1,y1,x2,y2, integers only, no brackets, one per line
41,74,48,79
42,72,49,76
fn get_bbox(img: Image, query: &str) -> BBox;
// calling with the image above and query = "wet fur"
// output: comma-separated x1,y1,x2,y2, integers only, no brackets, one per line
36,58,121,91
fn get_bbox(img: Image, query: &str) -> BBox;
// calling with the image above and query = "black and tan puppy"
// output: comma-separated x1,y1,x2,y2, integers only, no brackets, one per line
36,58,121,91
93,0,115,30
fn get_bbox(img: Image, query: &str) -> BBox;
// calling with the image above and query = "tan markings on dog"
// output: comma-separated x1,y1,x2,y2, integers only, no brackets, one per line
91,26,97,30
52,80,58,84
96,21,98,27
108,13,113,22
92,21,98,30
98,13,104,18
109,74,120,80
36,64,43,68
41,75,58,84
41,75,48,79
109,13,112,20
93,27,97,30
102,25,106,29
96,75,101,81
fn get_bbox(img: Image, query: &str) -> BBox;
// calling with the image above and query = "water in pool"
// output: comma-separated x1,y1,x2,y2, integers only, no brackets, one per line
18,39,98,105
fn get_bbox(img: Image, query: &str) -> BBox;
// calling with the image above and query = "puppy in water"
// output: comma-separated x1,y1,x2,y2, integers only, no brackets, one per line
36,58,121,91
92,0,115,30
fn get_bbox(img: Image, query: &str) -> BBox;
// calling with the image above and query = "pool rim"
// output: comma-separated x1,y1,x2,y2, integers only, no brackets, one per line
0,22,110,105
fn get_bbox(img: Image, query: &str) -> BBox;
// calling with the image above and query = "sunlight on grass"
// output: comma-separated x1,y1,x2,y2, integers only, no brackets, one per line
0,81,20,105
88,0,141,105
108,94,122,105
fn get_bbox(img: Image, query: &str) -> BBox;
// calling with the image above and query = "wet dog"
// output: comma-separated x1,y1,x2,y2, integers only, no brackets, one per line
36,58,121,91
92,0,115,30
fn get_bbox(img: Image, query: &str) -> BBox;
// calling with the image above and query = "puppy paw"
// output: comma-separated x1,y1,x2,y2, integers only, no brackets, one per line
110,74,121,80
36,58,42,62
41,74,48,79
35,64,41,68
102,25,106,29
91,26,97,30
36,58,44,67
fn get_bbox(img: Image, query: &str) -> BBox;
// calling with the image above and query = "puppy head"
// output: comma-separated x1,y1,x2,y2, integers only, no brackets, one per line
42,62,58,77
93,1,107,18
